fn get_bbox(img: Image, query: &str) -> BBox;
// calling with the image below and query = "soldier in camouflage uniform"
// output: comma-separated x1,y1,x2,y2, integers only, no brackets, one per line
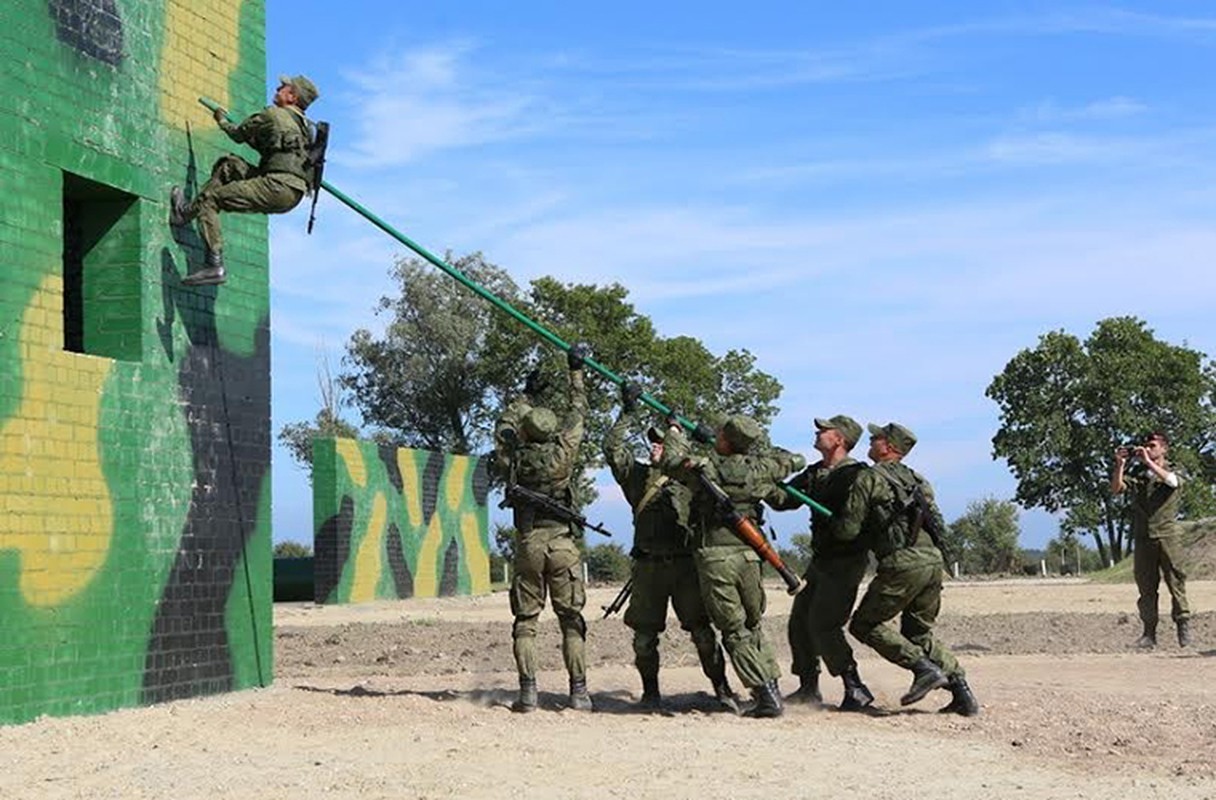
1112,431,1190,648
170,74,320,285
661,414,805,718
770,415,875,711
603,383,737,712
847,423,979,716
494,345,592,712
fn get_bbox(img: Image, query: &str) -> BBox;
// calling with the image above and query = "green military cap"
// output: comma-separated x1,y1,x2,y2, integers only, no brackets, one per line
521,407,557,442
721,414,762,453
279,74,320,110
814,414,862,449
867,422,917,454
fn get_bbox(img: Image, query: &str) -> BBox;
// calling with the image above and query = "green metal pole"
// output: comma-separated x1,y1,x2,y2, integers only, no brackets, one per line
196,96,828,516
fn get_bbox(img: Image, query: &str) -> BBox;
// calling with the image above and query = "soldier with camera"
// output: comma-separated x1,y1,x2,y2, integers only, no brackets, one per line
1111,432,1191,648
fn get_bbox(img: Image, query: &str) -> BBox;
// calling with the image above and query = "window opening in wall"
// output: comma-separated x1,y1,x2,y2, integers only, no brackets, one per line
61,172,142,361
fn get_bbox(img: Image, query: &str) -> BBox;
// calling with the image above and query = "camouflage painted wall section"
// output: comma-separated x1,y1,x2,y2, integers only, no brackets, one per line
0,0,274,724
313,438,492,603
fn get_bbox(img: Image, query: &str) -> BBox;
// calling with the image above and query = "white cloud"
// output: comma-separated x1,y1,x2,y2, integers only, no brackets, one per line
335,41,553,168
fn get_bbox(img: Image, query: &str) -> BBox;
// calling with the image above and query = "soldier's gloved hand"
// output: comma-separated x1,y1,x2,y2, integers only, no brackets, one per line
621,382,643,411
683,456,709,472
567,342,591,371
523,368,548,398
213,106,228,124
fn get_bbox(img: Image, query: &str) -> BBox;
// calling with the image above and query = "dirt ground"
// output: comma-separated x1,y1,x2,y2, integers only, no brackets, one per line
1,579,1214,799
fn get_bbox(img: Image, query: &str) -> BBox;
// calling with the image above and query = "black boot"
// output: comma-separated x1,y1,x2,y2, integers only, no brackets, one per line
784,672,823,705
839,666,874,712
1134,622,1157,649
510,676,537,714
744,680,783,719
568,676,593,712
168,186,192,226
638,673,661,711
938,675,980,717
900,658,949,706
1177,619,1192,648
712,676,741,714
182,250,226,286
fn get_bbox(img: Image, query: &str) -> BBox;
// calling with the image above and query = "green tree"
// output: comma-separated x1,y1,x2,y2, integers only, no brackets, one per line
329,254,784,510
515,278,783,506
1044,532,1105,575
273,540,312,558
492,522,517,565
987,317,1216,563
584,542,632,582
341,252,528,454
949,497,1021,574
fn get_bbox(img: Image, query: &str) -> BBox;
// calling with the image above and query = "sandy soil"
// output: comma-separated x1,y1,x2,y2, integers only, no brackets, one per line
1,579,1214,800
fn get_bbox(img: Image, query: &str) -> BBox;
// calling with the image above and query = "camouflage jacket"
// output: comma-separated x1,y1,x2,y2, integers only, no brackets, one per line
603,410,695,557
220,105,310,190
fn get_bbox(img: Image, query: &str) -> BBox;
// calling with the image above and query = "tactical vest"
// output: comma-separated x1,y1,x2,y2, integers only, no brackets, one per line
511,441,573,533
632,473,693,556
870,462,931,560
809,460,867,559
258,107,310,181
1130,467,1181,539
699,454,765,548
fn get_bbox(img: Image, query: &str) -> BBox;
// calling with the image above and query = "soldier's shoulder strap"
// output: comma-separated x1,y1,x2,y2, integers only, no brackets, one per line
633,474,671,520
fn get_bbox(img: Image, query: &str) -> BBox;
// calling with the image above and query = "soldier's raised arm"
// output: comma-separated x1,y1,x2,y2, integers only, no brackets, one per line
756,447,807,507
604,382,645,485
556,344,590,458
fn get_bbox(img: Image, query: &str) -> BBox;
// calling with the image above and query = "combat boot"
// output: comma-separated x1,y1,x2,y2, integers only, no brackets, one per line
182,250,226,286
568,676,593,712
168,186,193,226
744,680,783,719
510,676,537,714
1177,619,1192,648
839,666,874,712
712,676,741,714
637,673,661,711
784,672,823,705
1134,622,1157,649
938,676,980,717
900,658,949,706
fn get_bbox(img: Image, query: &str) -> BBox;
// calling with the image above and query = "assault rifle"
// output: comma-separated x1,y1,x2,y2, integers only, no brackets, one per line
692,467,805,595
500,484,614,538
602,578,633,618
910,484,946,553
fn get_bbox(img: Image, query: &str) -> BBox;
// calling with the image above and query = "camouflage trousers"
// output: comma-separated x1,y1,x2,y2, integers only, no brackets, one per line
624,554,724,684
510,526,586,681
186,155,304,253
848,562,962,679
1134,534,1190,626
695,546,779,689
788,553,867,678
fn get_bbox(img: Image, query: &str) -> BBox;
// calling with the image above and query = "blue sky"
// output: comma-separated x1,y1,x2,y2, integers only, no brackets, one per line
262,3,1216,553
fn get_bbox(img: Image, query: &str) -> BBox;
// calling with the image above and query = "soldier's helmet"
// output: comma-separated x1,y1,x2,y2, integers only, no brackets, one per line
721,414,762,454
521,407,558,442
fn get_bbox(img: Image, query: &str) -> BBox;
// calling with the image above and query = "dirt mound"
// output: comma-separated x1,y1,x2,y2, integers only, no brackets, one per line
1178,518,1216,578
1094,517,1216,582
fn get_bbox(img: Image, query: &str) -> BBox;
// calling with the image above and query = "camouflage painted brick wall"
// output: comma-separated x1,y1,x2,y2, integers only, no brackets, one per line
313,438,492,603
0,0,274,724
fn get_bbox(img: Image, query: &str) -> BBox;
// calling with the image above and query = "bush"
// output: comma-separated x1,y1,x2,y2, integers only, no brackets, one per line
585,542,632,582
